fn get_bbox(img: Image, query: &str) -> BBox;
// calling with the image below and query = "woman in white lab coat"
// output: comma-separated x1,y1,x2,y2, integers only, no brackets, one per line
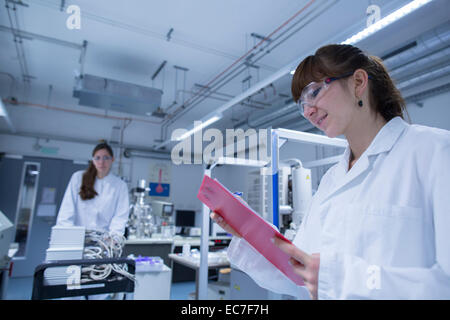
211,44,450,299
56,142,129,235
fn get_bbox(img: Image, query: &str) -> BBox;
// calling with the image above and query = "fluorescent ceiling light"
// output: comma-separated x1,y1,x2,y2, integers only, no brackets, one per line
175,115,221,141
289,0,432,75
0,98,6,117
341,0,432,45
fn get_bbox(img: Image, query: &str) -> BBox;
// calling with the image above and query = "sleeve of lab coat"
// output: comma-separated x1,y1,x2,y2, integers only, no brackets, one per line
56,172,79,226
108,181,130,235
227,226,311,299
318,143,450,300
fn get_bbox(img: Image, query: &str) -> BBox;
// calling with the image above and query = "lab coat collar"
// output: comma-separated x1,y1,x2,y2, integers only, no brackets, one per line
320,117,408,204
337,116,408,171
364,116,408,156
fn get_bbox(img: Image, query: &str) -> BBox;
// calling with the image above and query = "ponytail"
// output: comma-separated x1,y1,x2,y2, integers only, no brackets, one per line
79,161,98,200
79,141,114,200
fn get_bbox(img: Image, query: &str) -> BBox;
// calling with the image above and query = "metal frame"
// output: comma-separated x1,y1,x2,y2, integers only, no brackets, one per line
269,128,347,228
13,161,41,259
198,156,268,300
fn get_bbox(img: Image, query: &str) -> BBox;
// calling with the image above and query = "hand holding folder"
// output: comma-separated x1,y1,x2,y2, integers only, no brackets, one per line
197,175,305,286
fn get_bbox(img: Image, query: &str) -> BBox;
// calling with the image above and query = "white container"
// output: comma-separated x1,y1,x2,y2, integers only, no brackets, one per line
134,264,172,300
135,256,164,272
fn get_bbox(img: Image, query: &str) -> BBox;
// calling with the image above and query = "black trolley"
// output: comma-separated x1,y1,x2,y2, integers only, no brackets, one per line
32,257,135,300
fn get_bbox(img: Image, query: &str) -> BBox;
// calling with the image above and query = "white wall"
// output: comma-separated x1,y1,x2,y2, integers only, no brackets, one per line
406,91,450,131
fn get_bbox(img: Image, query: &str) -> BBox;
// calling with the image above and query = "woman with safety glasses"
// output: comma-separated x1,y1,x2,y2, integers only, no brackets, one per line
211,44,450,299
56,141,129,236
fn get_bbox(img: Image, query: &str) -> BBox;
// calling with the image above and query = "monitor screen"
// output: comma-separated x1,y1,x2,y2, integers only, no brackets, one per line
175,210,196,227
163,204,174,214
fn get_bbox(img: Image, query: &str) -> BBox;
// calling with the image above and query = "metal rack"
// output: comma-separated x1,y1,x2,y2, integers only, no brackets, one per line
268,128,347,227
32,257,135,300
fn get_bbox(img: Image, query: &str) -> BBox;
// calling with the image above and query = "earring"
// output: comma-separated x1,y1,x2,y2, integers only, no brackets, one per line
358,100,363,107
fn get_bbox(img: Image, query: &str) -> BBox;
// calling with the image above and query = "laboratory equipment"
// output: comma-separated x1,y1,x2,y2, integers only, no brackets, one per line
175,209,196,236
127,179,154,239
35,226,135,299
291,164,312,227
247,161,312,238
130,255,171,300
0,210,14,267
151,200,175,238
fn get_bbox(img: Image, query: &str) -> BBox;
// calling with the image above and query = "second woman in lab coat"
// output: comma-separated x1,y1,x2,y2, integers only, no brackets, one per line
211,44,450,299
56,142,129,235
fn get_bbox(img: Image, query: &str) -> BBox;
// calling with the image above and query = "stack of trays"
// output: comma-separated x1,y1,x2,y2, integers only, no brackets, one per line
44,226,86,286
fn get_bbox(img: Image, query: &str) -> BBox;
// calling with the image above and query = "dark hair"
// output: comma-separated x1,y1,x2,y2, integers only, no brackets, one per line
291,44,406,122
79,142,114,200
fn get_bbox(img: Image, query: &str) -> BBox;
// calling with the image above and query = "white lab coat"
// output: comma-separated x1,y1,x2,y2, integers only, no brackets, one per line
227,116,450,299
56,170,130,235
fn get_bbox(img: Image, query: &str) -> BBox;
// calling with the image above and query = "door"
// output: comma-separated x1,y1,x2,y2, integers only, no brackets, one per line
0,154,87,277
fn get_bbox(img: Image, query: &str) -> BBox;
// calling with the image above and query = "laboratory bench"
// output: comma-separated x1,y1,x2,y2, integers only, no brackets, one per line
122,235,231,283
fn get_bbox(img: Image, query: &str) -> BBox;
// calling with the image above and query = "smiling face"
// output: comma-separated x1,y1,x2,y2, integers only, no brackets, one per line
303,77,357,138
92,148,114,178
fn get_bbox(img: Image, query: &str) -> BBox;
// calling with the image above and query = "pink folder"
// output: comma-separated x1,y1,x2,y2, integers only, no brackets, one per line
197,175,304,286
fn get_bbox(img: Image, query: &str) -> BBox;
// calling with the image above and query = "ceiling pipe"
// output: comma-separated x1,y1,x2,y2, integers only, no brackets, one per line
0,129,171,159
383,22,450,70
159,0,318,128
161,0,332,131
397,64,450,91
2,99,164,125
123,149,171,160
390,45,450,81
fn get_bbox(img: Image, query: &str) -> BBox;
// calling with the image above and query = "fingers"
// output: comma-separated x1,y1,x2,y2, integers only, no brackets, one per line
235,195,249,206
272,236,310,266
210,212,241,238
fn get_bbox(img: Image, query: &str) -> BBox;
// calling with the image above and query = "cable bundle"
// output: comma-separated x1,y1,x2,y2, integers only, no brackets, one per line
81,230,135,283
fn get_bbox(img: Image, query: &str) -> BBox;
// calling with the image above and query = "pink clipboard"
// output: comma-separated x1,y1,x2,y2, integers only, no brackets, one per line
197,175,304,286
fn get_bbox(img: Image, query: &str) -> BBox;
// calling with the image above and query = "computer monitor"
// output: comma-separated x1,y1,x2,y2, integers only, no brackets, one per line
175,210,196,227
152,201,174,218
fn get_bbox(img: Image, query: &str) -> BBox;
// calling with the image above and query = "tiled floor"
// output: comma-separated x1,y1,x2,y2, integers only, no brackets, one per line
3,276,196,300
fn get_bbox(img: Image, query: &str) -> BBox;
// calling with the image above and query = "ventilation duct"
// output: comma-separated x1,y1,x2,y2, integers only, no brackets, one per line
73,74,163,116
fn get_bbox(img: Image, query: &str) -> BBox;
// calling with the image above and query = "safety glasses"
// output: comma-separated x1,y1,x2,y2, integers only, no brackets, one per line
297,72,354,117
93,155,113,162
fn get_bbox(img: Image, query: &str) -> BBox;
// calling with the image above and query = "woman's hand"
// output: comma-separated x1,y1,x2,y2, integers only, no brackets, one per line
210,194,248,238
210,212,241,238
272,237,320,300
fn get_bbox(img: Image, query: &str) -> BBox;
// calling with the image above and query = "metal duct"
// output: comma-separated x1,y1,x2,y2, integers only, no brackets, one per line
123,149,171,160
397,64,450,91
405,82,450,103
73,74,163,117
390,45,450,81
384,23,450,71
